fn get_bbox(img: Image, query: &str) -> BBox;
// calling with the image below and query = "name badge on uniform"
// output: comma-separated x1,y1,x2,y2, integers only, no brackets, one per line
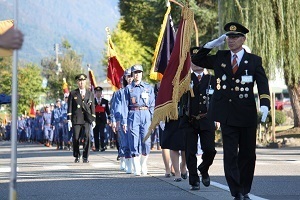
241,70,253,83
206,85,214,95
207,89,214,95
241,76,253,83
141,92,148,99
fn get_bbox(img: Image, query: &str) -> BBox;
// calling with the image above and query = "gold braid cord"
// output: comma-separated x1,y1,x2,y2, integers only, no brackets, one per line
144,7,194,141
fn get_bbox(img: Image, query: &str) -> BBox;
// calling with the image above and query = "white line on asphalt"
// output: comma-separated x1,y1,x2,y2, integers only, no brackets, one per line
211,181,268,200
0,167,19,172
43,165,69,170
91,162,117,168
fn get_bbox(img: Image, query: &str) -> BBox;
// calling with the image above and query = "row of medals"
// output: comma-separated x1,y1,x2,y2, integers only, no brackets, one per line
216,75,250,99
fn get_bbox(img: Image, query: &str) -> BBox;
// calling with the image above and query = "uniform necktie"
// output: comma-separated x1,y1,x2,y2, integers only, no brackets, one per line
81,91,85,99
232,54,238,74
197,74,202,81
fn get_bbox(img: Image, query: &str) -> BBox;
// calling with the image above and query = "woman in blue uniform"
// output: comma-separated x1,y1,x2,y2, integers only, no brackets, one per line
122,64,155,176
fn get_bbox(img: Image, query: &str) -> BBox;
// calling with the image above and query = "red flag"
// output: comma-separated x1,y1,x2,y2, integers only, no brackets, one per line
28,100,36,118
88,67,97,91
106,32,124,91
145,6,194,140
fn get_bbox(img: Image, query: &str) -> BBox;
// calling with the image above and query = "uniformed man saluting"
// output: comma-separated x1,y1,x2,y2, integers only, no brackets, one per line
191,22,270,200
67,74,96,163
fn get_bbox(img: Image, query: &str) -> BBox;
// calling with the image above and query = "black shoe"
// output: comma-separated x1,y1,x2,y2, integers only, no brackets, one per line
190,182,200,190
83,159,89,163
201,173,210,187
74,158,80,163
181,172,188,180
243,194,251,200
117,156,120,161
173,177,182,182
100,148,105,152
233,193,243,200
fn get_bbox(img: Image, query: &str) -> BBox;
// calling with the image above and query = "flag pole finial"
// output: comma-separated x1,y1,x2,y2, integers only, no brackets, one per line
105,27,111,37
166,0,170,7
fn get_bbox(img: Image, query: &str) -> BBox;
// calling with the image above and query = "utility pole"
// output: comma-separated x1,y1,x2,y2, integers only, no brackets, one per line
54,43,62,75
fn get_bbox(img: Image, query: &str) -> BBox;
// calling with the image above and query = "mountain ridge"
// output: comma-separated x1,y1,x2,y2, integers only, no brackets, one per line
0,0,120,80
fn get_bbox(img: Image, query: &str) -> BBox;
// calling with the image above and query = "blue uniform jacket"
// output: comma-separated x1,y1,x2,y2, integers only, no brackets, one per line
122,81,155,125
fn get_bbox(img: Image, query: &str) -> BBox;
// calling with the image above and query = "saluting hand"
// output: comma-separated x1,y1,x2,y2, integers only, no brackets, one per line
204,34,226,49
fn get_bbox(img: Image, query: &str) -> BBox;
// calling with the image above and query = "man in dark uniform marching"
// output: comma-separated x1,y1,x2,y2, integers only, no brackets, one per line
93,86,110,152
67,74,96,163
191,22,270,200
185,54,217,191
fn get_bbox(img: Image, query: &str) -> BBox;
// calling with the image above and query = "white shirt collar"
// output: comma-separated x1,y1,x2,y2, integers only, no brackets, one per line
194,72,204,77
231,49,245,66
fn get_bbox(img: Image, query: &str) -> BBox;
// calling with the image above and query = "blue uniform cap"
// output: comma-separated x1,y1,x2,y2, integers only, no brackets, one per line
124,68,132,76
131,64,143,72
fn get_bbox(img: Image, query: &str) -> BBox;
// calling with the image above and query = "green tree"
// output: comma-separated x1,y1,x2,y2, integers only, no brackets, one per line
0,58,44,115
41,39,84,102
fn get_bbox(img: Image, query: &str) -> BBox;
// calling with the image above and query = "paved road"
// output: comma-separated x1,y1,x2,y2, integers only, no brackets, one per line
0,141,300,200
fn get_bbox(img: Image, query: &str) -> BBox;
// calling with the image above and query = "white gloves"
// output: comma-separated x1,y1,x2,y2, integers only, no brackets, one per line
204,34,226,49
260,106,269,123
91,121,96,129
67,120,72,131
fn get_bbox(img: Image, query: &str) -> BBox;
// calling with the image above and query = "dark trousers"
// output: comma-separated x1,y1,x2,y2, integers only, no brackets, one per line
73,123,90,159
185,127,216,186
220,124,257,197
93,123,105,150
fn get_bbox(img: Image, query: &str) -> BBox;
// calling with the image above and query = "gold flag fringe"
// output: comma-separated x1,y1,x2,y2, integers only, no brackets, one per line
144,6,194,141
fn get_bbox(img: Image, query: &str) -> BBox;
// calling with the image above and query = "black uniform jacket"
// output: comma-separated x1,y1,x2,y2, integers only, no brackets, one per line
192,48,270,127
94,98,110,124
189,72,215,131
67,89,95,125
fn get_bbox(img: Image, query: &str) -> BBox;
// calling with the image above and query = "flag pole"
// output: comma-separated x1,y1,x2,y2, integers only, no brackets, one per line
169,0,198,46
10,0,19,199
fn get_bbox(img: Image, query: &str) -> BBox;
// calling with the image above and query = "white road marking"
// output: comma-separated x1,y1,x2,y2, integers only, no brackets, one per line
43,165,69,170
211,181,268,200
91,162,117,168
0,167,19,172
